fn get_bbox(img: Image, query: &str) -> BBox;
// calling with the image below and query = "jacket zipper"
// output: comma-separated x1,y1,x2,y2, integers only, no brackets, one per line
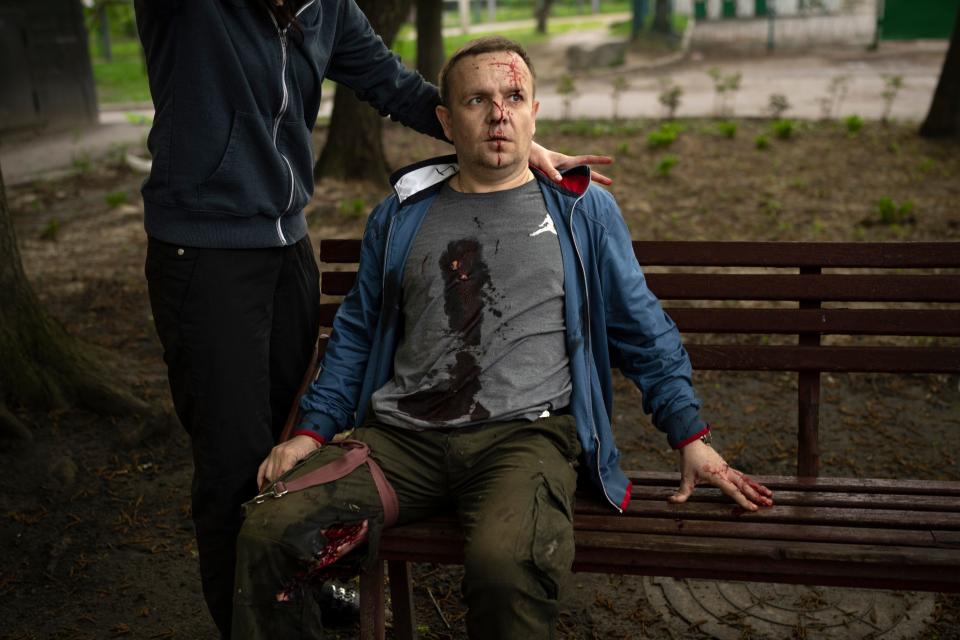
567,190,620,513
268,1,318,245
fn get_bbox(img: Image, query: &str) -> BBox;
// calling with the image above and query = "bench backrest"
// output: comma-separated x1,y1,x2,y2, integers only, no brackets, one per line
312,240,960,477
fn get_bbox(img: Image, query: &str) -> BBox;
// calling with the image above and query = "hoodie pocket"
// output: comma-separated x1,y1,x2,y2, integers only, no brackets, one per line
196,111,290,217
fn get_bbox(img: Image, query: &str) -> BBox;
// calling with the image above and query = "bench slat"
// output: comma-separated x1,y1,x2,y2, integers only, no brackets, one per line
379,514,948,548
320,239,362,263
632,241,960,268
581,499,960,529
646,274,960,303
625,472,960,496
624,485,960,512
667,308,960,336
572,515,945,547
686,344,960,373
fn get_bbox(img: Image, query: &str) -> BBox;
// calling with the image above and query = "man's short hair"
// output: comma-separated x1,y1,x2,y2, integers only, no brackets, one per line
438,36,537,107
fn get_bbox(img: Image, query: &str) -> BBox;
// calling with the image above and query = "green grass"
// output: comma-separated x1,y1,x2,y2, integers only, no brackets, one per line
91,38,151,104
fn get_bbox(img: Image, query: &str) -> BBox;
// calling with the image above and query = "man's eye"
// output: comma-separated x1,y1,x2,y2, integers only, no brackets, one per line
468,97,483,105
509,93,523,102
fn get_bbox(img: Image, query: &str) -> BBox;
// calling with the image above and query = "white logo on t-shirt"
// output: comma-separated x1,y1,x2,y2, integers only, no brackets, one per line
530,215,557,237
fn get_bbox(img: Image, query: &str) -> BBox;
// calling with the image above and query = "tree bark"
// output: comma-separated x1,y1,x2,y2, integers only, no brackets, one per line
535,0,555,34
920,7,960,138
315,0,414,186
652,0,672,35
0,161,148,443
416,0,445,84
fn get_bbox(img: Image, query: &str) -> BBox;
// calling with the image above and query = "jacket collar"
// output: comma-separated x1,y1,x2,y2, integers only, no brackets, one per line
390,155,592,206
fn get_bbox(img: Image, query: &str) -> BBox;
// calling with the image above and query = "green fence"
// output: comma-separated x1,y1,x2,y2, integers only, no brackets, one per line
881,0,959,40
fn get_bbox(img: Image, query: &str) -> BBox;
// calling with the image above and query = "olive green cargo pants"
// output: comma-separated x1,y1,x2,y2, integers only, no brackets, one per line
232,415,581,639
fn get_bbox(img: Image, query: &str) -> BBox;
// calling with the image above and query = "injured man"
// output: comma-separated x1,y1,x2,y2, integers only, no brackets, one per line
232,36,773,638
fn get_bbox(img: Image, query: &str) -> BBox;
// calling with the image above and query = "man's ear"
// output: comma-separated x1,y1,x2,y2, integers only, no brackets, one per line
532,99,539,135
436,105,454,142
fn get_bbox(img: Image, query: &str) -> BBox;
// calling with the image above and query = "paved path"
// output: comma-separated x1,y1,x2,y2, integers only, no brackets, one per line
535,41,944,121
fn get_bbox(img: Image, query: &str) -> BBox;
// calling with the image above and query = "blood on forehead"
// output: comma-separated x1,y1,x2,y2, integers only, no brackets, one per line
487,52,529,89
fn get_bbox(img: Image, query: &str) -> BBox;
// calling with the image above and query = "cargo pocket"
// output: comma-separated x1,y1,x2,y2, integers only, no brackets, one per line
521,472,576,600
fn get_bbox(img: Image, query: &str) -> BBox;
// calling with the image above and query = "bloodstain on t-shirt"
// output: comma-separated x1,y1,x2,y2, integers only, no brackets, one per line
398,238,493,422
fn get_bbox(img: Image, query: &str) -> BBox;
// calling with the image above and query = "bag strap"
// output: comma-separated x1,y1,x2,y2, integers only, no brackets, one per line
269,439,399,528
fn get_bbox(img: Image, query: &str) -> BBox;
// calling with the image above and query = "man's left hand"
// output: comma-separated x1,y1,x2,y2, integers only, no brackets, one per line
668,440,774,512
529,142,613,185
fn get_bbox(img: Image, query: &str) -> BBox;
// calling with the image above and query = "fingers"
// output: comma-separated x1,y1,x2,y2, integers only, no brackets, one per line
731,470,775,507
714,470,775,511
590,169,613,185
256,436,321,491
257,459,268,491
543,153,614,184
565,154,614,166
718,476,760,512
668,472,696,504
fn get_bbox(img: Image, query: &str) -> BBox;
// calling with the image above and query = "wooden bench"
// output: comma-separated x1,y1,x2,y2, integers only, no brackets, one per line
293,239,960,639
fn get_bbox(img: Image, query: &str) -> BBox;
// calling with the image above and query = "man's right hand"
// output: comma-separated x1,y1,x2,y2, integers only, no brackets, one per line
257,435,322,490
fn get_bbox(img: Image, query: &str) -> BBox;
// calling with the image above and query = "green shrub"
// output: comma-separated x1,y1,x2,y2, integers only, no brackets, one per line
647,123,680,149
40,219,60,242
338,198,367,219
105,190,129,208
771,119,795,140
715,121,738,138
655,154,679,178
876,197,915,225
844,115,864,135
755,134,770,150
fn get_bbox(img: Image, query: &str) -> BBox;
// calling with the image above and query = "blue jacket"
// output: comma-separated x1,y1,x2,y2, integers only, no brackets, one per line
298,156,707,511
135,0,444,249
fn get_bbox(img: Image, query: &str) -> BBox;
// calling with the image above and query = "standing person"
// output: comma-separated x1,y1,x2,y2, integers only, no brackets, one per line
133,1,609,636
237,36,773,638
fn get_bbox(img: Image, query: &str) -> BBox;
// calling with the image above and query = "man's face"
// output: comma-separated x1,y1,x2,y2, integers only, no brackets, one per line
437,51,539,175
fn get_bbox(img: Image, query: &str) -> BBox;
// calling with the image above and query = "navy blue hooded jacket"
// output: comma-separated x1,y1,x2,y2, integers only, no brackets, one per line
135,0,445,249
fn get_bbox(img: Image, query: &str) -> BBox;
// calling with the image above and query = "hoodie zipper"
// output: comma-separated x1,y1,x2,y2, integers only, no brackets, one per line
566,188,620,513
268,1,317,245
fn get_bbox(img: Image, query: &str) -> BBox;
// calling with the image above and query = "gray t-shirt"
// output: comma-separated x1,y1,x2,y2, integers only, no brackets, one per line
371,178,572,428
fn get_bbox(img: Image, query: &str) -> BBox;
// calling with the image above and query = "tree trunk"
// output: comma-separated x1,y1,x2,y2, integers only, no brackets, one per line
314,0,414,185
652,0,672,35
535,0,555,34
0,162,148,443
417,0,445,84
920,7,960,138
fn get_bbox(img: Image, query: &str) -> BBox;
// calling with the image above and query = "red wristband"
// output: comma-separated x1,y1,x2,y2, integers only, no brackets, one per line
673,425,711,450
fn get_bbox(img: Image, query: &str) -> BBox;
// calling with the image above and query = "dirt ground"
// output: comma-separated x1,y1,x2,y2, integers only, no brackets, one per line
2,119,959,639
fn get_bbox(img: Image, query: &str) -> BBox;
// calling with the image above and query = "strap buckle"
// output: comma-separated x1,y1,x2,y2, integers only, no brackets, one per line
253,482,289,504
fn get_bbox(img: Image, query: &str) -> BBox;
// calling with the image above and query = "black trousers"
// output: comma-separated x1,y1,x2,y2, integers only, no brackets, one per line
145,235,320,638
